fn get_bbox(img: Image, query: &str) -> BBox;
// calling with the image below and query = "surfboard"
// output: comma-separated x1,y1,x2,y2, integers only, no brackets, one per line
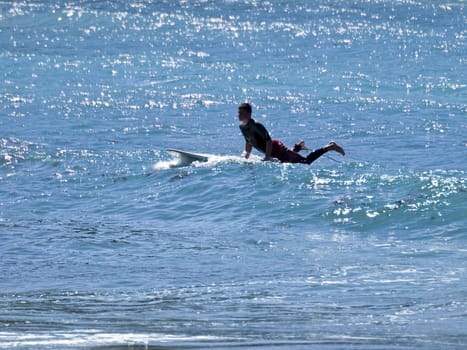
166,148,209,165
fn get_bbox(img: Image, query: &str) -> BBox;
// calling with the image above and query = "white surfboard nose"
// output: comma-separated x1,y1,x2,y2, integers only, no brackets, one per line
166,148,209,167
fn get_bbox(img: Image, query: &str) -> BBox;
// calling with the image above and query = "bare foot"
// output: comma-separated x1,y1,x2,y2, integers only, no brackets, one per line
326,141,345,156
293,140,310,153
298,140,309,151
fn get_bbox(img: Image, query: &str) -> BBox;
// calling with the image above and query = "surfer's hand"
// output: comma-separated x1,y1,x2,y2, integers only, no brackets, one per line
243,151,250,159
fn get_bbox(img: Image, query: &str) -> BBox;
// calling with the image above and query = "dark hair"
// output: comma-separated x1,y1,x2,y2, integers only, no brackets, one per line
238,102,252,114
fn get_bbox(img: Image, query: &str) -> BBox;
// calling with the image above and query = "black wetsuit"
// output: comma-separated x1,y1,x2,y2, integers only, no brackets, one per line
239,118,271,154
239,118,326,164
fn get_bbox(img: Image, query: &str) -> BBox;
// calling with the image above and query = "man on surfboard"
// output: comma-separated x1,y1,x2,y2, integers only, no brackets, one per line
238,102,345,164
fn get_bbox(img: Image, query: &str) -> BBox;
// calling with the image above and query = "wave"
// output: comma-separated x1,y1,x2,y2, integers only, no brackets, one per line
0,331,226,349
153,151,262,170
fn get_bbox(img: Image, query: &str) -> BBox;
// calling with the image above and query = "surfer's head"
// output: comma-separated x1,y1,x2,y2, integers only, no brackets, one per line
238,102,252,124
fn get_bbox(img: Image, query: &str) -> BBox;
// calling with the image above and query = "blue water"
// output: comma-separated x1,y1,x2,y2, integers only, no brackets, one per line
1,1,466,349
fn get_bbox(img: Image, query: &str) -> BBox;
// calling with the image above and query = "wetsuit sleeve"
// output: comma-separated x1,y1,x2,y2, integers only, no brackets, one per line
240,126,250,143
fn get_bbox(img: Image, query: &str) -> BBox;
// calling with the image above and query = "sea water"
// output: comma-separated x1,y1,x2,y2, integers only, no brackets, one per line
1,1,466,349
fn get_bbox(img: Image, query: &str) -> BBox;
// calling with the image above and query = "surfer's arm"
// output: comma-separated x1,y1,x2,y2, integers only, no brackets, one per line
244,142,253,159
263,140,272,161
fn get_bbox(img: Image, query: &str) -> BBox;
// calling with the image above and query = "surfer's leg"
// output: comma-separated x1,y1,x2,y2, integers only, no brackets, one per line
272,140,307,163
306,141,345,165
284,149,308,163
305,148,327,165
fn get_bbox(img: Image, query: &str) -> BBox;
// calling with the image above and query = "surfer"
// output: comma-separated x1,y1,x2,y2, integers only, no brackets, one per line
238,102,345,164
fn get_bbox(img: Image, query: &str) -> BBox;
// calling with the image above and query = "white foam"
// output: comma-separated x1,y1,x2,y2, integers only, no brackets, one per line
153,158,182,170
0,331,225,348
153,153,262,170
194,154,262,168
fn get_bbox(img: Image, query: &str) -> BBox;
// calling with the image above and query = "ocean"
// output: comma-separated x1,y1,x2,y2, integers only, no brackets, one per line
1,0,466,349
